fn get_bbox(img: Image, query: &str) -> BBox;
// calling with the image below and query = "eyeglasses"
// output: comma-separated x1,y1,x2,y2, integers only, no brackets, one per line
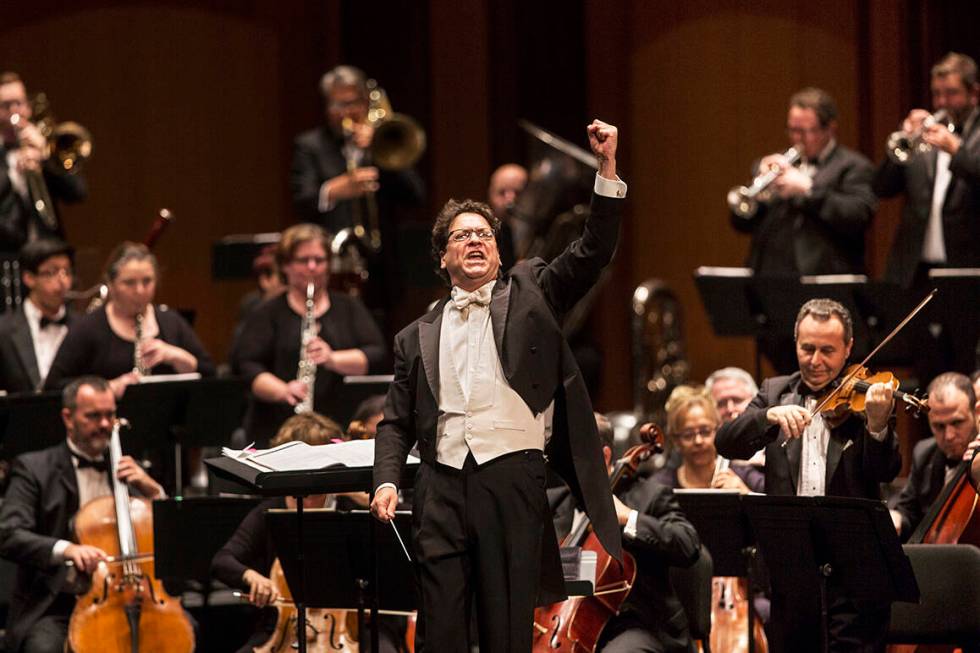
36,267,73,279
329,98,367,111
448,228,495,243
675,425,716,444
292,256,328,267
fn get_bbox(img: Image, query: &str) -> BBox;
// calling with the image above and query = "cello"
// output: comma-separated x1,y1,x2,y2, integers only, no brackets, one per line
253,557,358,653
67,419,194,653
887,449,980,653
531,423,663,652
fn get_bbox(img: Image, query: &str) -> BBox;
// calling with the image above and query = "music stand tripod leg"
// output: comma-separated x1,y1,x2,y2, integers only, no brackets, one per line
295,495,307,653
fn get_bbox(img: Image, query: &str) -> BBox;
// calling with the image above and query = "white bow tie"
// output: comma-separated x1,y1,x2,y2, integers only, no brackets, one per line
451,285,492,317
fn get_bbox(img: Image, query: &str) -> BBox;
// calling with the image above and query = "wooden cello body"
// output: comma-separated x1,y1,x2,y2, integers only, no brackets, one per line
67,421,194,653
887,457,980,653
531,424,662,652
253,558,358,653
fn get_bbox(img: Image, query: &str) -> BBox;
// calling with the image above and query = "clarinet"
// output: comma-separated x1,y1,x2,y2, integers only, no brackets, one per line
294,283,317,414
132,312,149,377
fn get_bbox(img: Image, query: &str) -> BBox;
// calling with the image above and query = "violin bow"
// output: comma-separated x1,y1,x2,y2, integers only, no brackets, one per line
808,288,937,417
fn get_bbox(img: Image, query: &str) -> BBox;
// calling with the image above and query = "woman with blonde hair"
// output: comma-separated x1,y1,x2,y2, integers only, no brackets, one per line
654,384,763,492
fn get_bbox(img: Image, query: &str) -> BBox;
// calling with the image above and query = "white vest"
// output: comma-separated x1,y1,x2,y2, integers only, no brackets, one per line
436,291,553,469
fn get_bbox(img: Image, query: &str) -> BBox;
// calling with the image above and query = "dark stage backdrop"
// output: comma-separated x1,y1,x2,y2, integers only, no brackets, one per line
1,0,976,417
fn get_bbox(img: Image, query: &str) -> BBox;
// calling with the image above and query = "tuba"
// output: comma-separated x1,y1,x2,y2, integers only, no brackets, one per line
631,280,689,426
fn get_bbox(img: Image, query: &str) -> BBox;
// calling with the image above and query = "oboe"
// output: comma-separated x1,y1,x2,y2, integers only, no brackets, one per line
294,283,317,414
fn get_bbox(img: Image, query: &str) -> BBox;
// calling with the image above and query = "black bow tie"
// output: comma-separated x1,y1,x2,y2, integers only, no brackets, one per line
945,457,961,469
72,452,108,473
40,314,68,329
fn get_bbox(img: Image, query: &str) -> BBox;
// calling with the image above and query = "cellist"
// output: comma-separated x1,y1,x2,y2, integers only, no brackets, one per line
548,413,701,652
210,412,404,653
890,372,979,539
0,376,165,653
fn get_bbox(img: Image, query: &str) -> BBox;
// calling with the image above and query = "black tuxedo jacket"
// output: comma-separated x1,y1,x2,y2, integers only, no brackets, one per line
715,372,902,498
0,146,87,253
550,480,699,649
0,308,76,393
730,144,876,276
892,437,953,541
289,125,425,232
0,443,94,651
874,110,980,287
374,193,623,582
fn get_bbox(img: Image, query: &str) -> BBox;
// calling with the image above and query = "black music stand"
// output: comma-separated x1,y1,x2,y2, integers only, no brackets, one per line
152,497,263,651
268,509,416,643
119,378,247,494
742,495,919,653
204,455,419,653
674,490,763,653
327,375,393,428
928,269,980,374
694,267,767,378
0,391,65,463
211,232,282,281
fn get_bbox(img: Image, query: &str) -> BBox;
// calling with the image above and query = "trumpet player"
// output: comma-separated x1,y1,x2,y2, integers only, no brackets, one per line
290,65,424,235
730,87,876,278
873,52,980,289
0,72,87,256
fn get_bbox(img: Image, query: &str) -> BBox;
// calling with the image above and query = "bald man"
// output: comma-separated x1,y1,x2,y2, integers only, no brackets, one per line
487,163,527,271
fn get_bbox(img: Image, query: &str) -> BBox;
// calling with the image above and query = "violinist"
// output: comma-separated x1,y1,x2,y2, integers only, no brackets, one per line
716,298,902,653
550,414,701,653
210,412,403,653
0,376,164,653
890,372,979,539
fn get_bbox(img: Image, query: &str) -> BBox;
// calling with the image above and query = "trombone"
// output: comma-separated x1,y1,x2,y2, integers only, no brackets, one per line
7,92,93,232
341,79,426,252
726,146,801,218
885,109,952,164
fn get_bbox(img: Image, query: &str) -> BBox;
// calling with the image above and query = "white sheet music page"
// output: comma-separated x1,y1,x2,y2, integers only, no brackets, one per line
223,439,420,472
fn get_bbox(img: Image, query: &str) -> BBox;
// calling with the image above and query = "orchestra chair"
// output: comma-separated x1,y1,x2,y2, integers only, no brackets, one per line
669,544,714,653
886,544,980,648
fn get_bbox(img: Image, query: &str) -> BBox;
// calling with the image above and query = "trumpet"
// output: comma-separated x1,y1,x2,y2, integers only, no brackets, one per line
886,109,953,164
727,146,801,217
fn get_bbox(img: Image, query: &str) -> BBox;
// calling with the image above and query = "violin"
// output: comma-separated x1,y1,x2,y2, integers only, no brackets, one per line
814,364,929,426
67,419,194,653
531,423,663,652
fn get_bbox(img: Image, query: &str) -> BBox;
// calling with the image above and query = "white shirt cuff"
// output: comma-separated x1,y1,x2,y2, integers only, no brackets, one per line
594,173,627,199
623,509,639,539
317,181,335,213
375,482,398,495
867,424,889,442
51,539,71,565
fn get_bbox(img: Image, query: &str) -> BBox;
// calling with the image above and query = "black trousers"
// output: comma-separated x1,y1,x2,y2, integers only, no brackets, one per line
411,450,552,653
767,590,890,653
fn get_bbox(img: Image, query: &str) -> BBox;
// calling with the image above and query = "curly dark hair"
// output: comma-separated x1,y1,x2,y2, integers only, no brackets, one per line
430,198,500,286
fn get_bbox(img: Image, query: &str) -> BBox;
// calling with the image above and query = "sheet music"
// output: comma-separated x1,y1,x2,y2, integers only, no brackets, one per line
137,372,203,384
221,439,420,472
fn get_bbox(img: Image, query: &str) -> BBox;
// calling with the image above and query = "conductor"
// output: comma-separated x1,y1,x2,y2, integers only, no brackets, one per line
371,120,626,653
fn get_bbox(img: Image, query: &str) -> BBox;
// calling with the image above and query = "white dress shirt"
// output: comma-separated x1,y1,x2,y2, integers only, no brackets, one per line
23,298,69,388
922,150,951,263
